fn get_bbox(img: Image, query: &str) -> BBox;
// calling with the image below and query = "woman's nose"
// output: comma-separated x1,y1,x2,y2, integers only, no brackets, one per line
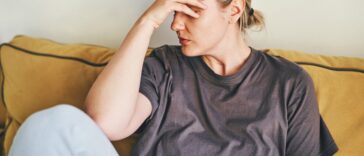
170,12,186,32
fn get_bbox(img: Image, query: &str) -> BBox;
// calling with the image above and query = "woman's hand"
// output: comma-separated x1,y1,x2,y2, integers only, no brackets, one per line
141,0,207,28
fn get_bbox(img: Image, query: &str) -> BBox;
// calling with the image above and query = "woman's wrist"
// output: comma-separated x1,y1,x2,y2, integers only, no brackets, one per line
137,15,160,30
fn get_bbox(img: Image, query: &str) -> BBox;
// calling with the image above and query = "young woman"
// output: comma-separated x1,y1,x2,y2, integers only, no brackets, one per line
9,0,338,155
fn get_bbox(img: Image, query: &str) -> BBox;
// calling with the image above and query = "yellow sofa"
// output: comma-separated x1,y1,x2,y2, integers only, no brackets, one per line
0,35,363,156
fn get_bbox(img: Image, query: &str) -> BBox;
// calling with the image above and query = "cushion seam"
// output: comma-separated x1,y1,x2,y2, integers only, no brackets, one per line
0,43,108,67
297,62,364,74
266,53,364,74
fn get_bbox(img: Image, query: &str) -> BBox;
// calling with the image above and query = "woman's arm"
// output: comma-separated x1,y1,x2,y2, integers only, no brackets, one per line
84,17,155,140
84,0,207,141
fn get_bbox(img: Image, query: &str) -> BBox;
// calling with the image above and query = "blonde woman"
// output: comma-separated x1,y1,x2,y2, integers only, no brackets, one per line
9,0,338,155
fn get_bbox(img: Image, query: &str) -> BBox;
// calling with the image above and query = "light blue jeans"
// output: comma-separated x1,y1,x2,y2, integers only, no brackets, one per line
8,104,119,156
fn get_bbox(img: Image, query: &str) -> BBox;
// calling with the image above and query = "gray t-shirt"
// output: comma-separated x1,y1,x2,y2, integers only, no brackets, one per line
131,45,338,156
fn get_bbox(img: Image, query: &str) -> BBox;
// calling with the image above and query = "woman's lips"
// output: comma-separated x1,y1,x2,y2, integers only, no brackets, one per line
179,38,191,46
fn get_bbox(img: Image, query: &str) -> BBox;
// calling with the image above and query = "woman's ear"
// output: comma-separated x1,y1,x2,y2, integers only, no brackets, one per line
228,0,245,24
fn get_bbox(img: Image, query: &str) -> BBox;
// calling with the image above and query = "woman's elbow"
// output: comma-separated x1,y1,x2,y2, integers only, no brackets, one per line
88,114,129,141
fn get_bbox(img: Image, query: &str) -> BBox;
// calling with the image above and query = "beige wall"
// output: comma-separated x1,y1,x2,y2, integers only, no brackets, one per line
0,0,363,58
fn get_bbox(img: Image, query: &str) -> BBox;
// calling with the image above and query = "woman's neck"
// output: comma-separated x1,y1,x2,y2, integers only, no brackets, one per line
201,28,251,76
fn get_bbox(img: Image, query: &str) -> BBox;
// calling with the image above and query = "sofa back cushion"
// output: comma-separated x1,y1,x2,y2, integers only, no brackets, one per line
266,49,364,155
0,35,147,156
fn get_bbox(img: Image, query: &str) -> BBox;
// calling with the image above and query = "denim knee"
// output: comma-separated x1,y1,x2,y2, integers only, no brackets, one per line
22,104,90,131
10,105,119,156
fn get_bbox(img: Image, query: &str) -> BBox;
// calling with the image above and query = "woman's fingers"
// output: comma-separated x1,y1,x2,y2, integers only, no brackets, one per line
172,0,208,18
173,3,200,18
175,0,207,10
140,0,208,28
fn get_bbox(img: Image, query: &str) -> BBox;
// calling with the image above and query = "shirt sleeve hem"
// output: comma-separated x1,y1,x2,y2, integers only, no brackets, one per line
319,141,339,156
139,85,159,121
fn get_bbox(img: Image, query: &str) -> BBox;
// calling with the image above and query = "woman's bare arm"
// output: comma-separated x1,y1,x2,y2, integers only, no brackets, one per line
84,0,206,141
84,17,155,140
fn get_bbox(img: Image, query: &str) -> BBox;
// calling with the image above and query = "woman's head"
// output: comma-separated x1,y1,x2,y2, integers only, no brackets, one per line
171,0,265,57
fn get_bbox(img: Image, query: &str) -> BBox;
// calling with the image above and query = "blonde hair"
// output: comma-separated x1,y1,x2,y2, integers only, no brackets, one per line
219,0,265,33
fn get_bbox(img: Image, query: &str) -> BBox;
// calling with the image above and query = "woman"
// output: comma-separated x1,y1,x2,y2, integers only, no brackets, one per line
9,0,338,155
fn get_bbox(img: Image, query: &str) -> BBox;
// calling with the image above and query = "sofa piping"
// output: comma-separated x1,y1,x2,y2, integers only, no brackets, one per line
1,43,364,74
0,43,108,67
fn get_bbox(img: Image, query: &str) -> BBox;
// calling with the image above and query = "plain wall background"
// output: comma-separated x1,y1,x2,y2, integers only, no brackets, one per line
0,0,363,58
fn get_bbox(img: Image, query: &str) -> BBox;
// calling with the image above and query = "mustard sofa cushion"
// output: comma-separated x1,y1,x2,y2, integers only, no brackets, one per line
0,91,5,129
0,48,7,128
0,35,147,156
266,49,364,156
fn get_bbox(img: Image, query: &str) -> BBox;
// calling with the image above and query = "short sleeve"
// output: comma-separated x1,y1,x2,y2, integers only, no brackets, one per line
134,50,166,134
286,69,338,156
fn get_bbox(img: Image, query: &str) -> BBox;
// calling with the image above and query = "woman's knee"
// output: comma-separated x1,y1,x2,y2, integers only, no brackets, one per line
22,104,89,130
11,104,118,156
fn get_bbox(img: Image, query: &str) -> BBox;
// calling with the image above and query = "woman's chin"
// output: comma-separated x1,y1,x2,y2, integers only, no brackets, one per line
181,46,201,57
